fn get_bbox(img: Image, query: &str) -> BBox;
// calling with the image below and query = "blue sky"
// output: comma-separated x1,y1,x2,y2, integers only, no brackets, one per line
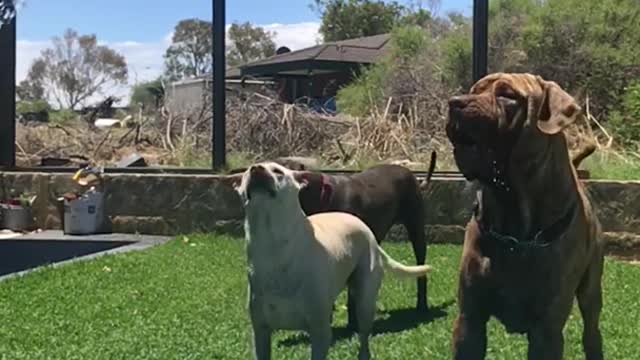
17,0,471,42
14,0,472,104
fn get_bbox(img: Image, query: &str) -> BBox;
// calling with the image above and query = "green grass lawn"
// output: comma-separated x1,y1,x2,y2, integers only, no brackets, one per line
0,235,638,359
581,150,640,180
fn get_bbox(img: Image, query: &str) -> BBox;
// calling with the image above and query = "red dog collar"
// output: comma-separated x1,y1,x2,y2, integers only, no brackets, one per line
319,174,333,206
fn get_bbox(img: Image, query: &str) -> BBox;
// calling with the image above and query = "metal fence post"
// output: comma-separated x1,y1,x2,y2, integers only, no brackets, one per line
0,14,16,168
472,0,489,83
212,0,226,170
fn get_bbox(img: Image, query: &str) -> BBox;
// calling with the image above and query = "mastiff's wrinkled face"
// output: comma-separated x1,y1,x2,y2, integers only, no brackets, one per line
446,72,581,187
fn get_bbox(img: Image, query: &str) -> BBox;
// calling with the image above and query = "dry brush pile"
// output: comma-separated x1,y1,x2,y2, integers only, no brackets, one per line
15,86,608,171
15,87,452,170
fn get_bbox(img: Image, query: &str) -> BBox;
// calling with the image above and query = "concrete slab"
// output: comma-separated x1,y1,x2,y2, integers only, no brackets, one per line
0,230,172,282
17,230,170,244
0,230,21,239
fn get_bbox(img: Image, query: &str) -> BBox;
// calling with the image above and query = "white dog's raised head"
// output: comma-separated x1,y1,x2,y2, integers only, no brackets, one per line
234,161,308,206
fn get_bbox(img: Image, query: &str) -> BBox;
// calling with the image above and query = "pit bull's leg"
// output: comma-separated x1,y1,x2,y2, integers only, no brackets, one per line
309,324,332,360
452,313,489,360
402,192,429,312
346,276,359,332
354,264,382,360
251,321,272,360
576,250,605,360
526,297,573,360
527,326,564,360
249,288,272,360
406,215,428,312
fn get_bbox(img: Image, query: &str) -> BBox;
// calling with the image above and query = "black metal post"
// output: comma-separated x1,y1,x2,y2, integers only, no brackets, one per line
0,15,16,168
212,0,226,170
472,0,489,83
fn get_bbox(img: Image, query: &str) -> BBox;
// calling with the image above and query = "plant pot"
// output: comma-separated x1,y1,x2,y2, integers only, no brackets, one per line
62,190,105,235
1,204,34,232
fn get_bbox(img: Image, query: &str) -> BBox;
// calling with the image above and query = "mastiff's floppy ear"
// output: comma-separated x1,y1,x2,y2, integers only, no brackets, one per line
536,79,582,135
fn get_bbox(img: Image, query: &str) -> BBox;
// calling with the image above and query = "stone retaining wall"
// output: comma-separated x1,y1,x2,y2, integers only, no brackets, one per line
1,172,639,250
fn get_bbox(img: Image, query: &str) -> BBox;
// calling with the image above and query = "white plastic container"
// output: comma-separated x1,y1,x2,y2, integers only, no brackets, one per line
63,189,104,235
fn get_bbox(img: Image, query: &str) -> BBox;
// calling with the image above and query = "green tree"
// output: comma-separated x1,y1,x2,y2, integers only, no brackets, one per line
312,0,407,41
399,4,433,29
227,22,277,66
24,28,128,110
16,78,45,102
164,19,213,81
439,13,472,91
130,78,164,112
519,0,640,117
487,0,538,73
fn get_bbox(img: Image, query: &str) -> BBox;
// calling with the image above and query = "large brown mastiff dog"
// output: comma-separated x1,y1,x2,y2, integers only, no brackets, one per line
446,73,604,360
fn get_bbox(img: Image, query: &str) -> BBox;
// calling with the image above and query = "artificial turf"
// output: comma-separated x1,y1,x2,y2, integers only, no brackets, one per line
0,234,638,359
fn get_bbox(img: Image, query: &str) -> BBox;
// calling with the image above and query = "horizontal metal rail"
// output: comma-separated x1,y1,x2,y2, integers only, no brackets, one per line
0,166,590,179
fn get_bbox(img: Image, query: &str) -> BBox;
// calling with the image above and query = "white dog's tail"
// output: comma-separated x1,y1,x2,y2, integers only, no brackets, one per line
377,246,432,278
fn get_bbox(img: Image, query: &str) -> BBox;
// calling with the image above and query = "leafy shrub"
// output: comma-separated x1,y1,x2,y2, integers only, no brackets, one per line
16,100,51,123
336,64,388,116
440,30,472,91
130,78,164,113
389,25,428,63
16,100,51,115
49,109,78,125
608,82,640,147
336,25,429,116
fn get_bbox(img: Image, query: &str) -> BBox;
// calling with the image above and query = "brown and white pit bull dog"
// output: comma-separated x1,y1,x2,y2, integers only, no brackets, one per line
290,152,437,331
446,73,604,360
227,154,437,330
234,162,432,360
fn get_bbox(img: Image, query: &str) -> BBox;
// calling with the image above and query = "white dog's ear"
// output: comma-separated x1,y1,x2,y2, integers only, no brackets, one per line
234,180,248,204
220,173,246,200
536,79,581,135
291,171,309,190
220,173,243,189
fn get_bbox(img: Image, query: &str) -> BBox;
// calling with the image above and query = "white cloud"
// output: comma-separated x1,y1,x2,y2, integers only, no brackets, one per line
16,22,320,106
224,22,321,52
262,22,322,50
16,40,48,84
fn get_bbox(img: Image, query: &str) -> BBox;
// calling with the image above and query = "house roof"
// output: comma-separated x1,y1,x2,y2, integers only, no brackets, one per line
168,33,391,85
240,33,391,77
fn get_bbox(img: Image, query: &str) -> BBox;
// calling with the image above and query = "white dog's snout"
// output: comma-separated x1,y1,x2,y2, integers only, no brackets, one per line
249,165,271,180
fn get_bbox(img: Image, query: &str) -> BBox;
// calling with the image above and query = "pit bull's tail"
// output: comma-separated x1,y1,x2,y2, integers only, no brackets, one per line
419,151,437,190
377,246,432,278
572,142,597,169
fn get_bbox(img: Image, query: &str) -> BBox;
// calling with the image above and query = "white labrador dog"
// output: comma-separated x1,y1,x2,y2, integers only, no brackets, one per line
233,161,433,360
